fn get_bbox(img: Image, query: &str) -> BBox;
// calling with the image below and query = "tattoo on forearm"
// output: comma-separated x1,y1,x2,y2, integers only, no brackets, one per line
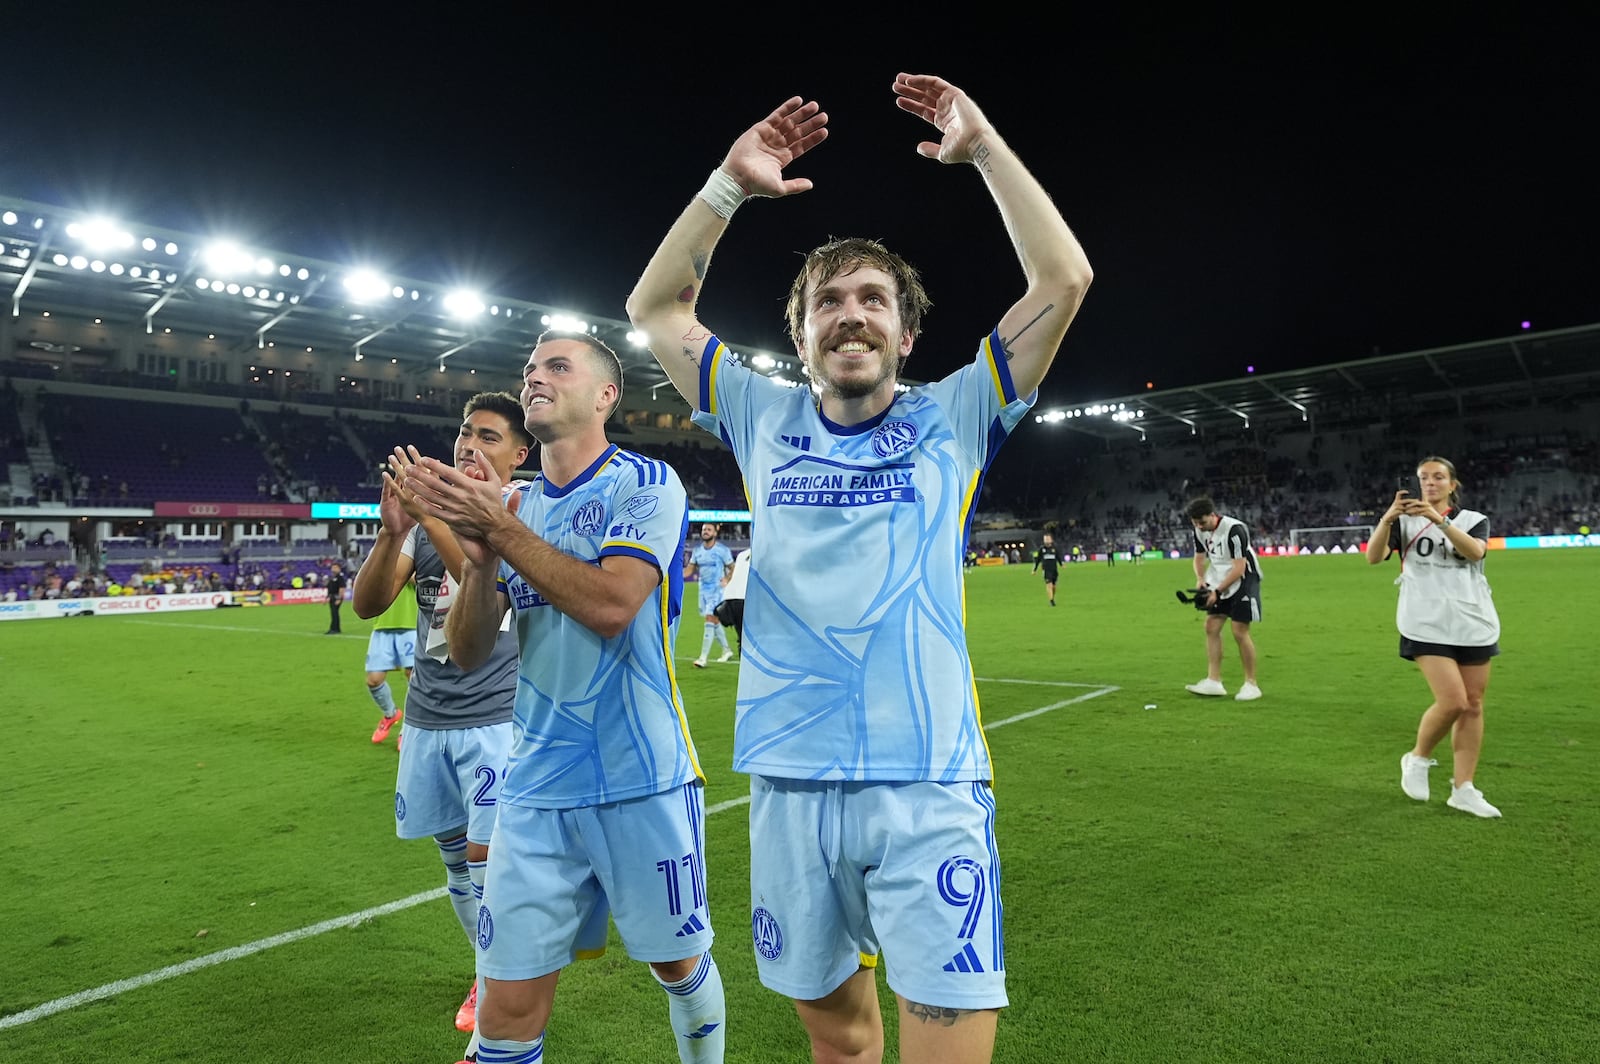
691,251,709,280
905,1001,969,1026
1000,303,1055,355
676,285,695,305
971,141,993,174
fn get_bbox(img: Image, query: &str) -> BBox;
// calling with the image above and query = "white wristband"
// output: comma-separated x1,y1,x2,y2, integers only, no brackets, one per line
697,168,748,220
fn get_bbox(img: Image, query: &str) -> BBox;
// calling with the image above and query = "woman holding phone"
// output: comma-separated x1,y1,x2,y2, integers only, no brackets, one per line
1366,456,1503,818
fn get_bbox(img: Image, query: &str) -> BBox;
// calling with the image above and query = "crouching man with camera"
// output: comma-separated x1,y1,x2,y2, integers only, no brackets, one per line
1183,495,1263,702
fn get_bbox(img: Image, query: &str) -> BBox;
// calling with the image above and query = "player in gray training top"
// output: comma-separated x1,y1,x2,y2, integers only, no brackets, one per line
351,390,530,1057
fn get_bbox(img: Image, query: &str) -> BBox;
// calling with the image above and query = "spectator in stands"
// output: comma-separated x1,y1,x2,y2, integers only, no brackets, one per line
1184,496,1264,702
1367,456,1503,818
399,332,724,1064
324,562,347,634
686,522,735,667
626,74,1091,1064
351,389,531,1056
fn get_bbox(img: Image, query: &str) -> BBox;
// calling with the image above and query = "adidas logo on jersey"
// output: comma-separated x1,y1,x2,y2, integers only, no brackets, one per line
780,434,812,451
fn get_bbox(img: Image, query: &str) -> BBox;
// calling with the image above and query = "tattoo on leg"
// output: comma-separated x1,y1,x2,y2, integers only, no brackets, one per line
905,1001,968,1027
1000,303,1055,355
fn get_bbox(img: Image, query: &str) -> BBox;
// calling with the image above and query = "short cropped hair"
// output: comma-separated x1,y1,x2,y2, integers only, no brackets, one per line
1184,496,1218,522
535,329,624,420
785,237,932,350
463,391,534,448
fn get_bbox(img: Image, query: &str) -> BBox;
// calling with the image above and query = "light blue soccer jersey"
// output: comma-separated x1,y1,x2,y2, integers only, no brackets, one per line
691,329,1035,783
690,542,734,586
691,541,734,611
495,445,701,809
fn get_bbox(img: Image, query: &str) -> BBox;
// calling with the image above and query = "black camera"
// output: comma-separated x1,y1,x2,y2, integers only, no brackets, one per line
1175,588,1212,610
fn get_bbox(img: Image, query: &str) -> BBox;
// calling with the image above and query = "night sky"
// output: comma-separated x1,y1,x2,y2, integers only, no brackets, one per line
6,13,1595,406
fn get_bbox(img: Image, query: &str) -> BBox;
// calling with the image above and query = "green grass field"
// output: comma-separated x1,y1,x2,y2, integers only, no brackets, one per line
3,550,1598,1063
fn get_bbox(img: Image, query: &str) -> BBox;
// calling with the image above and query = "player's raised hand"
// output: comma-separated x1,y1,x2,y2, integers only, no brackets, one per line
892,73,995,165
720,97,829,198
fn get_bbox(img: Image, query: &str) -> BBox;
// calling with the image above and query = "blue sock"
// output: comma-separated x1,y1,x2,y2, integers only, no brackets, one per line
476,1034,543,1063
656,953,725,1064
368,679,396,715
436,834,475,943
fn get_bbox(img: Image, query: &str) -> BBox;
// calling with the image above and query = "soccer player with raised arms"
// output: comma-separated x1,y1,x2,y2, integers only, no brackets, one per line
627,74,1092,1064
398,331,723,1064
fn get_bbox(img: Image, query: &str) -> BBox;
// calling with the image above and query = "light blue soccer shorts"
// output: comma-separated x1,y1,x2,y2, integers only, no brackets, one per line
748,775,1006,1010
365,629,417,671
698,582,726,617
393,722,513,845
476,782,714,981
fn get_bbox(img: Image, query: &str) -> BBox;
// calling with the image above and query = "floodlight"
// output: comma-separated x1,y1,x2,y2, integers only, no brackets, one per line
445,290,486,318
1,211,16,226
626,330,649,347
342,270,390,303
204,241,253,277
751,354,776,370
541,312,588,333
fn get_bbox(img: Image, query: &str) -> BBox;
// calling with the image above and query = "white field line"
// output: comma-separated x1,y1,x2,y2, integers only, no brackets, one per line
123,619,358,638
3,677,1118,1030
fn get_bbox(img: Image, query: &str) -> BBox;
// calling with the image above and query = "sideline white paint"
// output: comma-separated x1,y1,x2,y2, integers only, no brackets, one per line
4,678,1118,1029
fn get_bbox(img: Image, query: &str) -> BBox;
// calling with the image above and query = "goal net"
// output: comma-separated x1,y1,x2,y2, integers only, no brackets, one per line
1287,525,1374,555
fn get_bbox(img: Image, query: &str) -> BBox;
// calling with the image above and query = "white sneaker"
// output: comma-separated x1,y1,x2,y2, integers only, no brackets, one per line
1400,753,1436,801
691,658,706,669
717,650,734,663
1447,782,1502,818
1234,681,1262,702
1185,678,1227,697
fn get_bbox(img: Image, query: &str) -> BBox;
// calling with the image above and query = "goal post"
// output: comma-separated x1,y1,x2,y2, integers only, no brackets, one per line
1287,525,1375,554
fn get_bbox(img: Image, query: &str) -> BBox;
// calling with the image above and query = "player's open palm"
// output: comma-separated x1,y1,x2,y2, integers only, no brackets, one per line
721,97,829,198
893,73,992,165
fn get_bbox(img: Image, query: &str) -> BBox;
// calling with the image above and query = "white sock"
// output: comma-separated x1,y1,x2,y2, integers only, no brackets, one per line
656,953,726,1064
714,625,730,652
476,1034,543,1063
436,835,475,943
369,680,396,715
699,622,715,660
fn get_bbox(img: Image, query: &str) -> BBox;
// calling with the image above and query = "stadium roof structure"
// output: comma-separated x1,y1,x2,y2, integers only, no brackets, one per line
5,195,1596,431
0,194,741,398
1032,321,1600,444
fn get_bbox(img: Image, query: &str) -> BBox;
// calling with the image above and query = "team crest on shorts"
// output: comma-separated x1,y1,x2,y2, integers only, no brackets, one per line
477,905,495,951
752,907,783,960
394,792,406,820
